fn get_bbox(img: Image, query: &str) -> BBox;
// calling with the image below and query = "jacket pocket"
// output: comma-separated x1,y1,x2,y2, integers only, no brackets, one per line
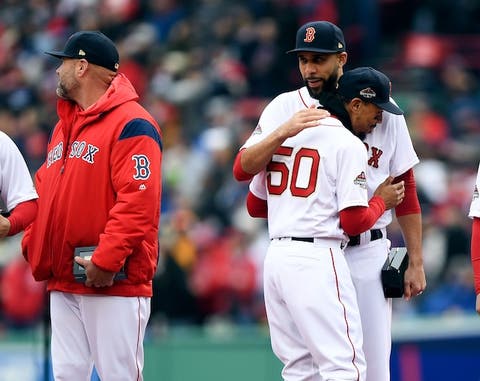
125,240,158,283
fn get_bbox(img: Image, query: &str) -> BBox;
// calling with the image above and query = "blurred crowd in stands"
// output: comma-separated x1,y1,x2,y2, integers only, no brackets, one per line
1,0,480,331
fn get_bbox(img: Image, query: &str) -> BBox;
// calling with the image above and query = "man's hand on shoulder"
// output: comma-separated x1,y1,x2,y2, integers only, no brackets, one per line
282,105,330,138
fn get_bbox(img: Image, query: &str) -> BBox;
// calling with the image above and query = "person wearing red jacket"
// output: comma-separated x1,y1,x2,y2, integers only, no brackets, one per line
22,31,162,381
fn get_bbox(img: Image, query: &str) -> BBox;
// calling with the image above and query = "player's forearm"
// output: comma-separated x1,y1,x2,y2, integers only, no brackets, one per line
339,196,386,236
240,128,289,175
394,169,421,216
397,213,423,266
6,199,38,237
471,218,480,294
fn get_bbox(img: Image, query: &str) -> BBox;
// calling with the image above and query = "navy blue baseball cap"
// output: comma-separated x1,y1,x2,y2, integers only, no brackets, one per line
287,21,346,54
337,67,403,115
45,31,119,72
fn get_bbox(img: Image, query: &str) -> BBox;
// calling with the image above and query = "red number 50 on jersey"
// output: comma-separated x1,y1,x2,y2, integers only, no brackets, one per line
266,146,319,198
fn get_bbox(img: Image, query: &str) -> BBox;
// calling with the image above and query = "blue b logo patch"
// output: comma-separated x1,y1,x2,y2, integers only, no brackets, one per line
132,154,151,180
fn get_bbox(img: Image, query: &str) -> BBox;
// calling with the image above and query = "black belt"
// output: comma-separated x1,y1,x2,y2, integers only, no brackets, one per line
348,229,383,247
291,237,314,243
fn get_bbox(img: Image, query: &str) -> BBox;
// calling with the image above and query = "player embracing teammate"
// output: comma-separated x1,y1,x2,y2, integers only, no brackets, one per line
233,21,426,381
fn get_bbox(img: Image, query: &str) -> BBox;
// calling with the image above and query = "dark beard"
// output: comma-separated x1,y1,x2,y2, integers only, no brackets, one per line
305,72,339,100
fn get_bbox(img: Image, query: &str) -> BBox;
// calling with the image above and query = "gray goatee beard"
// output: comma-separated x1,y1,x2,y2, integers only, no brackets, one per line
56,86,69,100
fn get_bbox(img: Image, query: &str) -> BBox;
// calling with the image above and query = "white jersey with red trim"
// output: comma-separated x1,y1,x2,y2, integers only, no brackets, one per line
342,97,420,381
0,130,38,211
362,100,419,228
246,87,369,240
468,162,480,218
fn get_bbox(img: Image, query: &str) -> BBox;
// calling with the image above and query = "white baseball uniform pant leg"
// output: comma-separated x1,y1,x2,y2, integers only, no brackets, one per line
50,291,150,381
264,239,366,381
344,238,392,381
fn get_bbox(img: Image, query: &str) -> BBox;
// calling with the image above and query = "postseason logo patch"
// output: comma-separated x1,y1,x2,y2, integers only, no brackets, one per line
353,171,367,189
473,185,479,201
253,124,262,135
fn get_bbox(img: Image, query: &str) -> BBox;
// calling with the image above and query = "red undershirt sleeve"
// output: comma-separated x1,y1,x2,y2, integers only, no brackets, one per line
7,199,38,236
233,149,254,182
246,191,268,218
394,168,421,216
339,196,386,236
471,217,480,294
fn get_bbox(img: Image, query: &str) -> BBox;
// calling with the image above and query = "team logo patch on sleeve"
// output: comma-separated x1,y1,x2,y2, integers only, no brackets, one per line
353,171,367,189
132,154,151,180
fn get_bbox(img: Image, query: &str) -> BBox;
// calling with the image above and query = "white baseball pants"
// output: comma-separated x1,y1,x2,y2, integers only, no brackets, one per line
345,237,392,381
50,291,150,381
264,238,366,381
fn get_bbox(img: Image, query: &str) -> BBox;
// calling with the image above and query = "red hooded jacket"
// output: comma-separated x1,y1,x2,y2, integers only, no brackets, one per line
22,74,162,297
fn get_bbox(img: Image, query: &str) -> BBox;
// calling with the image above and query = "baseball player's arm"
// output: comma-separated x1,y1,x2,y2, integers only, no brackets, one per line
234,107,330,179
394,168,425,300
397,213,425,300
233,149,254,181
394,169,420,216
471,217,480,314
340,197,385,236
0,199,38,238
21,165,44,261
246,191,267,218
340,176,405,235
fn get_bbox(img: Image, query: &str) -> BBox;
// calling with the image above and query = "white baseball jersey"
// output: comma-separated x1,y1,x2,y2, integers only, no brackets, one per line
468,162,480,218
0,130,38,211
362,103,419,228
247,87,369,240
247,86,367,380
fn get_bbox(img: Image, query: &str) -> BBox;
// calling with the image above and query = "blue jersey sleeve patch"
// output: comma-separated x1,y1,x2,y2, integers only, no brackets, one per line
119,118,163,151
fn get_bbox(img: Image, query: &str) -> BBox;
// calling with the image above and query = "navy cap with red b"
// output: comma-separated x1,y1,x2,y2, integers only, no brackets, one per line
287,21,346,54
45,31,119,72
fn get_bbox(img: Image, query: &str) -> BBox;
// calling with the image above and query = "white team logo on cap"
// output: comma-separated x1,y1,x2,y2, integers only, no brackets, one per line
360,88,376,99
304,27,316,43
78,49,86,56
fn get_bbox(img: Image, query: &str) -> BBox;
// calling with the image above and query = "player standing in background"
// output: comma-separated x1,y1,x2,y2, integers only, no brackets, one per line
0,131,38,237
234,22,405,380
468,166,480,314
21,31,162,381
233,21,426,381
